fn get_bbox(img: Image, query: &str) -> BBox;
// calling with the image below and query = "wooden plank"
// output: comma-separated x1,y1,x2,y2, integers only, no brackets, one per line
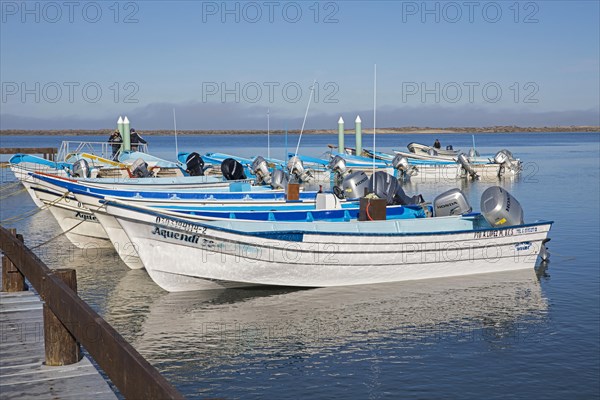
0,288,118,400
0,148,57,156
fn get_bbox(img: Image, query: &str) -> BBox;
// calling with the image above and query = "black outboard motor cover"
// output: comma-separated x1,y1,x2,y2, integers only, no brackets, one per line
369,171,424,205
369,171,402,205
186,152,205,176
72,159,90,178
221,158,247,180
446,145,453,151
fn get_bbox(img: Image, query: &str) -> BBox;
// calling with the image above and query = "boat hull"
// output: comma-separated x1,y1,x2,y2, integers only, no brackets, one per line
108,203,552,292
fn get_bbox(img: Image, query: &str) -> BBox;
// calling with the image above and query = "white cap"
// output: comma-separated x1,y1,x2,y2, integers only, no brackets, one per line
355,115,361,123
123,116,129,123
338,116,344,124
117,116,123,124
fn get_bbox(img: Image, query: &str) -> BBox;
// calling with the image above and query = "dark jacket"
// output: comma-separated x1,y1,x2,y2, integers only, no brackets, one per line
109,133,122,151
131,132,147,145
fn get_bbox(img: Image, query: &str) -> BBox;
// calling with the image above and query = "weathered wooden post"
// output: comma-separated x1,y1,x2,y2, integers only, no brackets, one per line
1,229,27,292
43,269,82,366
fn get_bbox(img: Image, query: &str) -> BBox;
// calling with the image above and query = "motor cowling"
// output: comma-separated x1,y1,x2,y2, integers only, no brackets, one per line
369,171,424,205
468,148,480,158
251,156,272,184
480,186,524,227
72,159,90,178
446,145,454,151
271,169,288,189
341,171,370,199
287,156,314,183
328,155,350,178
433,188,472,217
221,158,247,181
185,152,205,176
493,149,514,165
457,153,478,179
428,148,438,156
392,154,416,177
131,158,152,178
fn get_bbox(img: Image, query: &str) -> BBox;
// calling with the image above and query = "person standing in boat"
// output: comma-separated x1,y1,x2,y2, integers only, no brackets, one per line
108,129,122,160
433,139,441,149
130,128,147,152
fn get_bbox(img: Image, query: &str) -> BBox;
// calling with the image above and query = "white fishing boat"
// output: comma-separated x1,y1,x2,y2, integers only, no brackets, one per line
25,171,321,260
105,187,552,292
408,142,460,157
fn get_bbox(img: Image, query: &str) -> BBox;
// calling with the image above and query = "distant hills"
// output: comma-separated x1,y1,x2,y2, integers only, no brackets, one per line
1,126,598,135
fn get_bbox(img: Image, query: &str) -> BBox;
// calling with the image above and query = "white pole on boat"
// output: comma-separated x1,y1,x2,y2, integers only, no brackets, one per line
372,64,377,177
173,108,178,158
123,116,131,151
355,115,362,156
293,79,316,164
338,116,345,152
284,122,288,160
472,134,476,158
267,108,270,160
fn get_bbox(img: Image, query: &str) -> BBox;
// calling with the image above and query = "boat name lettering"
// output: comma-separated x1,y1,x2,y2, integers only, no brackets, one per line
152,226,200,244
74,211,96,222
155,216,207,234
515,226,538,234
474,228,514,239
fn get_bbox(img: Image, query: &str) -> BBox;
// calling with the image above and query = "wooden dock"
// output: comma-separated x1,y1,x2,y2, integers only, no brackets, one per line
0,291,117,399
0,227,185,400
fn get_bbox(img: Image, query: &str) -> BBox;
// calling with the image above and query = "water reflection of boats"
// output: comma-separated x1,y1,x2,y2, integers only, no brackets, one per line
132,269,548,365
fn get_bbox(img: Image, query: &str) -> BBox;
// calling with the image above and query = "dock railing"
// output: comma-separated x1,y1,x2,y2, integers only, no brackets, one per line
57,141,149,161
0,226,185,400
0,147,58,161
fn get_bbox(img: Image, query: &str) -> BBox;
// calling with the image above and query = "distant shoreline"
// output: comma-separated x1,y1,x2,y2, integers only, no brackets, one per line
1,126,598,136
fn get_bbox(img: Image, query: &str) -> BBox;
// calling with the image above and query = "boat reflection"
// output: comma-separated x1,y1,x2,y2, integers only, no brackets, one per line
127,269,548,367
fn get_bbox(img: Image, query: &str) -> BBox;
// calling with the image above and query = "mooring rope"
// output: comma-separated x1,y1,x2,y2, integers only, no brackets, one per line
30,202,105,250
0,186,26,200
0,181,23,192
0,191,69,224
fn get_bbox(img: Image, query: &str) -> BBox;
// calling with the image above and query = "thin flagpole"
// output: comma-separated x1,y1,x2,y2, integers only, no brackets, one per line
267,108,270,160
373,64,377,177
293,79,317,163
173,108,178,158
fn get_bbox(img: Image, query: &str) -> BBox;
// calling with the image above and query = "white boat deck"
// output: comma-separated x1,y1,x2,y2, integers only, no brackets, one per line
0,290,117,400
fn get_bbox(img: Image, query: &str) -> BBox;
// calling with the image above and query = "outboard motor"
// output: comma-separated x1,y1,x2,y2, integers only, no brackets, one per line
433,188,472,217
392,154,417,177
271,169,288,189
446,145,453,151
251,156,272,185
327,155,351,181
480,186,524,227
457,153,478,180
71,159,91,178
493,149,519,177
287,156,314,183
185,152,205,176
131,158,153,178
340,171,370,199
369,171,424,205
221,158,247,181
427,148,438,156
493,149,513,165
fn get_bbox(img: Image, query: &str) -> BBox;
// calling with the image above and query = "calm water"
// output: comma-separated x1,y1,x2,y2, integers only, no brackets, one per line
1,132,599,399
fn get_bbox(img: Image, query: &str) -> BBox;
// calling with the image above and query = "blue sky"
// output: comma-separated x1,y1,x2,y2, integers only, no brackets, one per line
1,0,599,129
